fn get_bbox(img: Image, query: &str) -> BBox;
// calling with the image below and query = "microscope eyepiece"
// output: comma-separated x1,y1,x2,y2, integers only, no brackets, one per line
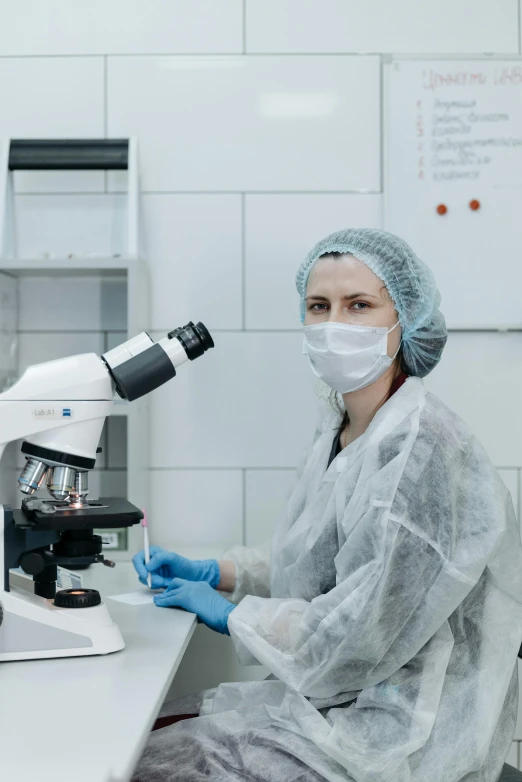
167,321,214,360
102,321,214,402
194,322,214,351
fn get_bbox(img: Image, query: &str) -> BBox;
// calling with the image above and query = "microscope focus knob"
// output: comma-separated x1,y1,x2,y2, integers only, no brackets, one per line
19,551,46,576
53,589,101,609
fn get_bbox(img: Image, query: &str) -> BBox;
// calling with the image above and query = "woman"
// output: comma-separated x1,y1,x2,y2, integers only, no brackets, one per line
132,228,522,782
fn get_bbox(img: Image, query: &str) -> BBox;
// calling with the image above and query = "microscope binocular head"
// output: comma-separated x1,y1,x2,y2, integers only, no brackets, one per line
15,321,215,509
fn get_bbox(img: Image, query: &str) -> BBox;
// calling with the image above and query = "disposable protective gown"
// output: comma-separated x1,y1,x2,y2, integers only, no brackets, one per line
133,378,522,782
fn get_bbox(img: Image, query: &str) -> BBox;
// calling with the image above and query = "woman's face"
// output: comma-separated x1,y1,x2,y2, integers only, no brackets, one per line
304,254,402,357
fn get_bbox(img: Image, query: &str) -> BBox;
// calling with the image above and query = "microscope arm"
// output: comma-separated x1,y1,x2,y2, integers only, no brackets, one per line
0,321,213,466
0,322,213,499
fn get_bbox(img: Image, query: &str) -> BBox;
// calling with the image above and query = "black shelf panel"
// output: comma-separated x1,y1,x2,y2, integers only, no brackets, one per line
9,139,129,171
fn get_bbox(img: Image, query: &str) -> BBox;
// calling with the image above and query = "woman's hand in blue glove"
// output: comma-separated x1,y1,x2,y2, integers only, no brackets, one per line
154,579,235,635
132,546,220,590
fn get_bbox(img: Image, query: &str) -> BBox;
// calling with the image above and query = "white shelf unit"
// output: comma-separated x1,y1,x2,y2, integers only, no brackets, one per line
0,139,151,560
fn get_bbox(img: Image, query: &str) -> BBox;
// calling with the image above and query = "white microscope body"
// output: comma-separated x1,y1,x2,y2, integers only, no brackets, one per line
0,323,213,662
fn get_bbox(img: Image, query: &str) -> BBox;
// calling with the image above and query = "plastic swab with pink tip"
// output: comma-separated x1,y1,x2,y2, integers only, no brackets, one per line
141,509,152,589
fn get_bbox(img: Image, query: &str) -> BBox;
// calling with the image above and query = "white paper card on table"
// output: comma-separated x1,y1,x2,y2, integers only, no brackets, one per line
107,590,159,605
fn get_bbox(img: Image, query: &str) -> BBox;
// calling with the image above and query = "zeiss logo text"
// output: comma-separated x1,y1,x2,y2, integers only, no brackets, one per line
33,408,73,420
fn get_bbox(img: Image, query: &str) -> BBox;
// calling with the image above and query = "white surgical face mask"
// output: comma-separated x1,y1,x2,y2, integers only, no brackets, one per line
303,320,401,394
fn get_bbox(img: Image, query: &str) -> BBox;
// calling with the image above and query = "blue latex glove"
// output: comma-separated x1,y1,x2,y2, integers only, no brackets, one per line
132,546,220,590
154,579,235,635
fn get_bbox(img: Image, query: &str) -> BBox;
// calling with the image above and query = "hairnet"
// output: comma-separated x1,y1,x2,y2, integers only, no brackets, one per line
295,227,448,377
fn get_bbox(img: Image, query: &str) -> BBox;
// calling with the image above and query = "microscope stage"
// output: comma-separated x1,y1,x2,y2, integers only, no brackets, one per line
15,497,143,530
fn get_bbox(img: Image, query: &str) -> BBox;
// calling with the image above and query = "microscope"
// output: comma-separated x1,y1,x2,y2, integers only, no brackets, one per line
0,322,213,662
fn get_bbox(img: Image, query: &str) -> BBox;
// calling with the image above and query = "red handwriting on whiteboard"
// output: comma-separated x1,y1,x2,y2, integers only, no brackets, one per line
494,67,522,85
422,70,487,91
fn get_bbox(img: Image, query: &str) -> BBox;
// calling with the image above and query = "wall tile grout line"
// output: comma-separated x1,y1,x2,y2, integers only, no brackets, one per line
13,190,384,196
15,191,109,197
148,467,296,472
1,52,515,59
519,0,522,55
103,55,108,137
0,53,109,59
242,0,247,55
0,52,247,59
241,193,246,330
517,467,522,524
216,52,520,58
104,54,108,193
18,329,123,335
147,466,522,473
379,54,385,193
18,328,522,337
0,53,381,59
242,468,247,546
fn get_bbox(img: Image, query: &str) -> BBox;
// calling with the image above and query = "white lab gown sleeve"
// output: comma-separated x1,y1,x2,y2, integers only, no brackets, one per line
219,543,271,604
227,432,508,699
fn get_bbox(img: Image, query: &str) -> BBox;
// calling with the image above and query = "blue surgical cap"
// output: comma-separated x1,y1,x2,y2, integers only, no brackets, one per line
296,228,447,378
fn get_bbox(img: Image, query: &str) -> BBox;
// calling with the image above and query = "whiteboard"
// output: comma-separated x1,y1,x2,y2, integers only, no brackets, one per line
385,59,522,329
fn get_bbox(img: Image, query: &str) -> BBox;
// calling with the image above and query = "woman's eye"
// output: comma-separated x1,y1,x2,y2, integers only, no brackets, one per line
351,302,369,310
309,303,328,311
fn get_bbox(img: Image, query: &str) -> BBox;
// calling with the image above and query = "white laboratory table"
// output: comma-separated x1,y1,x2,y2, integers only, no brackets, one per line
0,563,197,782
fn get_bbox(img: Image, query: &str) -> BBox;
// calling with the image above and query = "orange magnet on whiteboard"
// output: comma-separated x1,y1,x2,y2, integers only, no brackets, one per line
436,204,447,215
469,199,481,211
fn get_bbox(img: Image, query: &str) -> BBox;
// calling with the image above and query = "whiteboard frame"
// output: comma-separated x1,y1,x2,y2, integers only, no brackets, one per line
382,53,522,332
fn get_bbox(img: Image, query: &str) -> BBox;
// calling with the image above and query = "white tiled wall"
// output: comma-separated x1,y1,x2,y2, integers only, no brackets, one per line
2,1,522,766
149,470,243,550
0,1,243,56
142,194,242,330
0,58,104,138
245,0,519,54
107,55,381,192
1,57,105,194
424,333,522,467
149,331,319,469
245,469,297,547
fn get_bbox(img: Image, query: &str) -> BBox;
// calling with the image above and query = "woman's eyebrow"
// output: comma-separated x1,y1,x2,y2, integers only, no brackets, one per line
305,292,379,301
342,292,380,301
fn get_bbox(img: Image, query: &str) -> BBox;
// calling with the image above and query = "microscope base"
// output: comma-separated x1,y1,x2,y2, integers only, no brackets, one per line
0,585,124,661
